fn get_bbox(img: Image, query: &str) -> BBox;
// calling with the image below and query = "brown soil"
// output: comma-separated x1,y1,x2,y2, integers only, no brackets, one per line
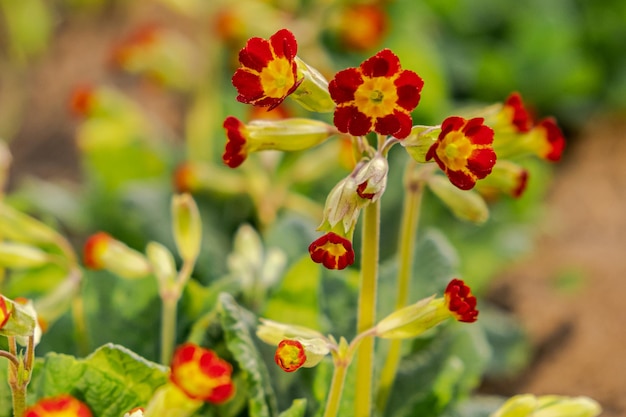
3,3,626,416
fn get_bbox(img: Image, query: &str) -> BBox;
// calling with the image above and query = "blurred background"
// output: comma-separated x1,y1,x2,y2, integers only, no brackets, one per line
1,0,625,415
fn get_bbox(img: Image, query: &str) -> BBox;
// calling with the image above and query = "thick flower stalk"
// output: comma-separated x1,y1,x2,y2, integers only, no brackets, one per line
232,29,302,110
329,49,423,139
24,394,92,417
426,116,496,190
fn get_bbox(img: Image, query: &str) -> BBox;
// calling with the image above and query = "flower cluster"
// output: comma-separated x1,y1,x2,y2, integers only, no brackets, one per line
223,28,565,270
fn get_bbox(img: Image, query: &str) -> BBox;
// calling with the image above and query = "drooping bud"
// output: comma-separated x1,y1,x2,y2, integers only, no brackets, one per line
290,57,336,113
427,175,489,224
353,155,389,202
308,232,355,270
83,232,151,279
171,193,202,263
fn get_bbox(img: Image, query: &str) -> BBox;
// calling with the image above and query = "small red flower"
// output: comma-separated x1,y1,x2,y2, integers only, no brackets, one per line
308,232,355,270
533,117,565,162
444,279,478,323
222,116,248,168
83,232,113,270
110,24,160,67
170,343,235,404
502,92,533,133
24,394,92,417
274,339,306,372
337,4,388,51
232,29,302,110
426,116,496,190
69,85,95,117
0,296,10,329
329,49,423,139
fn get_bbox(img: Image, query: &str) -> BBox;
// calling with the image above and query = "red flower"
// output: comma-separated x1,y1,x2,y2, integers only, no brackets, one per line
274,339,306,372
0,296,10,329
444,279,478,323
232,29,302,110
24,394,92,417
502,92,533,133
308,232,355,270
222,116,248,168
426,116,496,190
336,4,388,51
532,117,565,162
83,232,113,270
329,49,423,139
69,85,95,117
170,343,235,404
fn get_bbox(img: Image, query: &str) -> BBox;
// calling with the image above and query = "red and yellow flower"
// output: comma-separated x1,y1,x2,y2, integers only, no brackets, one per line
83,231,112,270
329,49,423,139
528,117,565,162
83,232,151,279
24,394,92,417
308,232,355,270
426,116,496,190
170,343,235,404
274,339,306,372
0,295,10,329
444,278,478,323
336,4,388,52
232,29,302,110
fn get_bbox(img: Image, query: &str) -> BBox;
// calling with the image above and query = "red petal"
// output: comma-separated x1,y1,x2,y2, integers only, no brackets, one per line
269,29,298,60
538,117,565,161
238,37,272,72
467,148,497,179
360,49,400,77
375,111,412,139
446,169,477,190
440,116,465,137
329,68,363,104
333,106,372,137
505,92,533,133
232,70,264,103
395,70,423,111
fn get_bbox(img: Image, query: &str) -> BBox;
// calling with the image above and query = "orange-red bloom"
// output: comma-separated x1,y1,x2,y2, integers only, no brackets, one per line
336,4,388,52
274,339,306,372
444,279,478,323
69,85,96,117
24,394,92,417
0,296,10,329
170,343,235,404
232,29,302,110
426,116,496,190
329,49,423,139
222,116,248,168
83,232,113,270
501,92,533,133
532,117,565,162
308,232,354,270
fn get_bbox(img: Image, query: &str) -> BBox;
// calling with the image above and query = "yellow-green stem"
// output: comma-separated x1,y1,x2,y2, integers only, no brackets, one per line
354,200,381,417
376,161,425,413
322,360,349,417
160,296,178,365
7,336,34,417
71,291,90,356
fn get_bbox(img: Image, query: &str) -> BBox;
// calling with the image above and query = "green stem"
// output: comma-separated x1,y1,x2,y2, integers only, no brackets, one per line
7,336,34,417
322,359,349,417
376,161,425,413
160,296,178,365
354,199,381,417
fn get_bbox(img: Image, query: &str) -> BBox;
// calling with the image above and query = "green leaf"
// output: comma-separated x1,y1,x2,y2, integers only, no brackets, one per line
219,293,278,417
0,359,11,417
278,398,307,417
28,344,167,417
263,255,324,331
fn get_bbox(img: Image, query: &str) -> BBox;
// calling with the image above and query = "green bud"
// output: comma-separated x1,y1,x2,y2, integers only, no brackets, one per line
375,296,451,339
0,242,50,269
491,394,601,417
256,318,326,346
291,57,336,113
427,175,489,224
146,241,177,285
401,125,440,163
0,202,60,244
172,193,202,262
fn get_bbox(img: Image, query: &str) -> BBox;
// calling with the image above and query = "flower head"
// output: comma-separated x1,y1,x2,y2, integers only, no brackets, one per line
232,29,302,110
444,279,478,323
426,116,496,190
329,49,423,139
308,232,355,270
170,343,235,404
336,4,388,51
222,116,335,168
83,232,151,279
0,295,10,329
275,339,306,372
499,92,533,133
529,117,565,162
24,394,92,417
69,85,96,117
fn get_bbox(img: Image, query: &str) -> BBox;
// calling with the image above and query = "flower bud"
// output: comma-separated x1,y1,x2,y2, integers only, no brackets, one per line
308,232,355,270
0,294,36,338
475,160,529,199
171,194,202,262
222,116,336,168
256,318,326,345
0,242,51,269
427,175,489,224
490,394,601,417
353,155,389,202
146,241,177,285
83,232,151,279
290,57,336,113
0,202,60,244
401,125,440,163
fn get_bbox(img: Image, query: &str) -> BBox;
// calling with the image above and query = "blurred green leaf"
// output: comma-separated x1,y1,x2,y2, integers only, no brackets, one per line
278,398,307,417
0,0,52,61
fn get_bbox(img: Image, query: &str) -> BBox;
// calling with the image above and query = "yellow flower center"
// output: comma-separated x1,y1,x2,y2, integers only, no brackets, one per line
321,241,348,258
436,131,473,171
260,57,295,98
354,76,398,118
174,361,224,398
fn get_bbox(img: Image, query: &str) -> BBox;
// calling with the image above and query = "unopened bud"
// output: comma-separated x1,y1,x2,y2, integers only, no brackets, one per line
0,203,60,244
172,193,202,262
146,242,177,285
0,242,51,269
83,232,151,279
290,57,336,113
490,394,601,417
401,125,439,163
427,175,489,224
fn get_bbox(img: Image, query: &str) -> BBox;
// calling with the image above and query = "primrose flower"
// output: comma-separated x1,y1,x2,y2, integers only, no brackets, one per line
336,4,388,51
496,92,534,134
232,29,302,110
309,232,355,270
275,339,306,372
527,117,565,161
222,116,336,168
24,394,92,417
170,343,235,404
376,278,478,339
83,232,151,279
329,49,423,139
426,116,496,190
